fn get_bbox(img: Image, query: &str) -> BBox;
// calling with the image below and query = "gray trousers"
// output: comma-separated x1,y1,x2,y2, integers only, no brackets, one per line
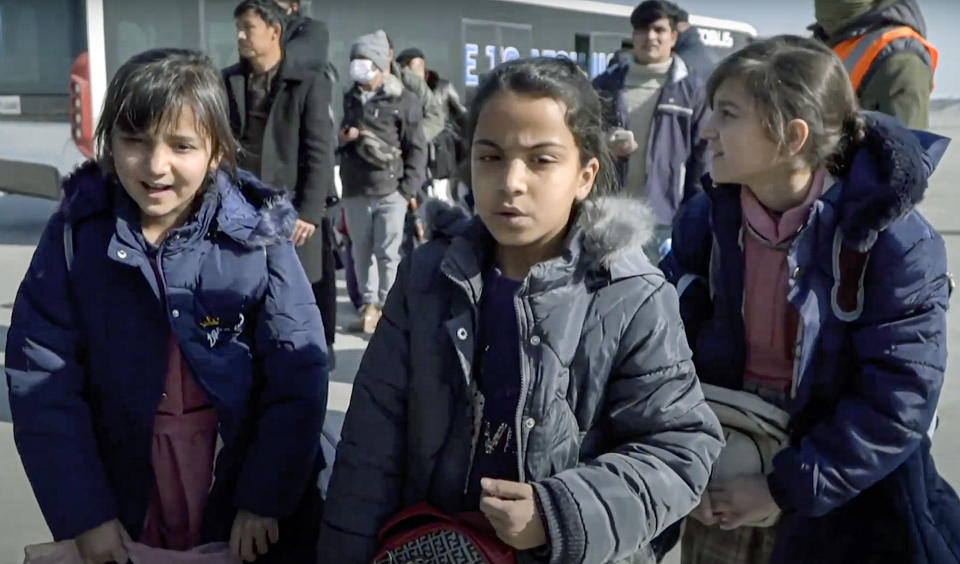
342,191,408,307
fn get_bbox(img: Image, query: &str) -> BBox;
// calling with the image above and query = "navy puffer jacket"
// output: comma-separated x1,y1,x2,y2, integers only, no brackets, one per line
663,112,960,563
5,162,328,548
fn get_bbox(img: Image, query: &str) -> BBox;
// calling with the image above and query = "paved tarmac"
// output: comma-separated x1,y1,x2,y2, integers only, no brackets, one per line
0,106,958,563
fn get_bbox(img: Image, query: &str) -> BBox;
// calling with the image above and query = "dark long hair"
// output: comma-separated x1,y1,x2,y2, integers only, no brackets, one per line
465,57,618,198
94,48,240,176
707,35,866,175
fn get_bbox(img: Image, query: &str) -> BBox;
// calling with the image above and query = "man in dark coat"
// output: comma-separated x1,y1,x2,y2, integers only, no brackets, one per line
223,0,338,353
811,0,938,128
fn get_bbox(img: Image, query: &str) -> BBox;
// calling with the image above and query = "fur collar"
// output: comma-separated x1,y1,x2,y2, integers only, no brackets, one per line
439,194,657,290
381,72,404,98
838,111,949,251
59,161,297,248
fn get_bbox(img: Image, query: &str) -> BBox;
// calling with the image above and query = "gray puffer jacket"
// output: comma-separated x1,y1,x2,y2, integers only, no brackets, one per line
318,197,723,563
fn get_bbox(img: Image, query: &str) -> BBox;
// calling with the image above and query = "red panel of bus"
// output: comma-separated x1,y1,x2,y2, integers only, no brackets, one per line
70,52,94,158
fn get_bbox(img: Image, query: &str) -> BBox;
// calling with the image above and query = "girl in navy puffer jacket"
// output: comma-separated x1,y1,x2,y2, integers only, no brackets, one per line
663,35,960,563
5,48,328,564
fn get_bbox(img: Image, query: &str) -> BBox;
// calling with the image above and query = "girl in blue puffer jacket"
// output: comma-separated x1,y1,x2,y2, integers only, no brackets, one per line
5,48,328,563
662,35,960,563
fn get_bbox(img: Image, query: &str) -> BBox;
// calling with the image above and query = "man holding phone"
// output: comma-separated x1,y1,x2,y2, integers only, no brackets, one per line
593,0,709,257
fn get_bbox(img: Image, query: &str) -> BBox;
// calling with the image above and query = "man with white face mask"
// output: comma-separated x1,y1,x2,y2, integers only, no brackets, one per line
339,29,427,334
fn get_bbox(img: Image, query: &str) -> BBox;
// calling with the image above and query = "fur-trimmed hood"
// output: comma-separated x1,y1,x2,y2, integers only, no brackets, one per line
59,161,297,248
836,111,949,251
439,194,658,298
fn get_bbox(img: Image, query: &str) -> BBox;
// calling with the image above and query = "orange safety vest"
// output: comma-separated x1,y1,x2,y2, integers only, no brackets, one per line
832,25,939,92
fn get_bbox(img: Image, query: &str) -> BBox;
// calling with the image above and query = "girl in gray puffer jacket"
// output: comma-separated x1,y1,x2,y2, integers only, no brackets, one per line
318,57,724,564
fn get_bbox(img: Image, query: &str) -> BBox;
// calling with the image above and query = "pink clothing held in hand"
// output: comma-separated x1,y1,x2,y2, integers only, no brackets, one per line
23,539,238,564
140,335,219,551
740,169,827,405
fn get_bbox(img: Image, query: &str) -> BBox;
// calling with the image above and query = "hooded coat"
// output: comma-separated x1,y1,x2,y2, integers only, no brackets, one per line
662,112,960,563
5,163,329,556
318,196,725,563
811,0,935,129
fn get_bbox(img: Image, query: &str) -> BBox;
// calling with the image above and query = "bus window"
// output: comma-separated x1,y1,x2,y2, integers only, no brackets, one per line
462,19,532,96
0,0,84,120
103,0,203,77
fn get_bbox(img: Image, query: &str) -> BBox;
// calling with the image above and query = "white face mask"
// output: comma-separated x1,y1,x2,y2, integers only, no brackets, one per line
349,59,379,85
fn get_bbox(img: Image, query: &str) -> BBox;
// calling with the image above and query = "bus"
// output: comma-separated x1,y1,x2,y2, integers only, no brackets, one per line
0,0,756,201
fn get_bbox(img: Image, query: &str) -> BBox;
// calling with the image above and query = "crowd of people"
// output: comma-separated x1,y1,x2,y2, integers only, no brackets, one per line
4,0,959,563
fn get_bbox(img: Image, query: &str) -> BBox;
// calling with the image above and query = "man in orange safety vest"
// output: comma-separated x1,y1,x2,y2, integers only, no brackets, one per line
812,0,937,128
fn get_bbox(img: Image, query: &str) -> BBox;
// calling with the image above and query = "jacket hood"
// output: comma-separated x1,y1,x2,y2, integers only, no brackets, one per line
59,161,296,248
812,0,927,43
577,196,656,270
837,111,948,252
443,195,657,293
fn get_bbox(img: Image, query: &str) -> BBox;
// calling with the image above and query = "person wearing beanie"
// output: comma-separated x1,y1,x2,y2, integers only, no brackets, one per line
339,30,428,334
811,0,937,128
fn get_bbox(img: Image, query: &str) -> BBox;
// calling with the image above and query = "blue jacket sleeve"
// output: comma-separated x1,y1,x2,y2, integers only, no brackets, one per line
234,239,329,518
768,230,949,517
5,212,119,540
683,88,710,202
318,257,411,562
661,192,714,347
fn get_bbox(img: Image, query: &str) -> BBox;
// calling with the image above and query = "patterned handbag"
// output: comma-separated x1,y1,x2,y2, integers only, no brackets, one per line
374,503,516,564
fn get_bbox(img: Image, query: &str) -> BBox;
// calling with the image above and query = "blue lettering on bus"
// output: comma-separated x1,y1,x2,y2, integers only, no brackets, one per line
465,43,479,87
464,44,614,84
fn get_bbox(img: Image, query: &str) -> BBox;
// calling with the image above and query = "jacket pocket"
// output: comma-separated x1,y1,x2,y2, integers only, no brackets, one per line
193,292,250,349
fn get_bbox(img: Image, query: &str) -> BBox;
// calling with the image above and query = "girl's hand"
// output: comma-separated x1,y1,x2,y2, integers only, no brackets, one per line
479,478,547,550
230,510,279,562
689,492,719,527
709,475,779,530
75,518,130,564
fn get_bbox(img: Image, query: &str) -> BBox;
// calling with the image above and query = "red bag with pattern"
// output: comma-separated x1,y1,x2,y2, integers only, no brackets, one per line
374,503,516,564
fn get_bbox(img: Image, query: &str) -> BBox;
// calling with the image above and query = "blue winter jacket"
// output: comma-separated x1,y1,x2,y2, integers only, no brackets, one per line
662,112,960,563
592,56,709,226
5,162,329,545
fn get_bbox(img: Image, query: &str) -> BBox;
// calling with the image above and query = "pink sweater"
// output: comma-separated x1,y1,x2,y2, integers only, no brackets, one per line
740,170,827,405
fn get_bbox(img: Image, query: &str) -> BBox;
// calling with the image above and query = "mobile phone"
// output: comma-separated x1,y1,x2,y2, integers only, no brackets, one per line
612,129,635,145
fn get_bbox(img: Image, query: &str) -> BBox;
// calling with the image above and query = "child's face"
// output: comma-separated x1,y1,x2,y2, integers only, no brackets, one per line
112,105,217,228
703,78,787,195
471,91,597,251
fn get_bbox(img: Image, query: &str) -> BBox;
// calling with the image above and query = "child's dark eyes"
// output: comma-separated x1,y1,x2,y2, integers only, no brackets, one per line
534,155,559,165
475,154,500,163
175,143,196,152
